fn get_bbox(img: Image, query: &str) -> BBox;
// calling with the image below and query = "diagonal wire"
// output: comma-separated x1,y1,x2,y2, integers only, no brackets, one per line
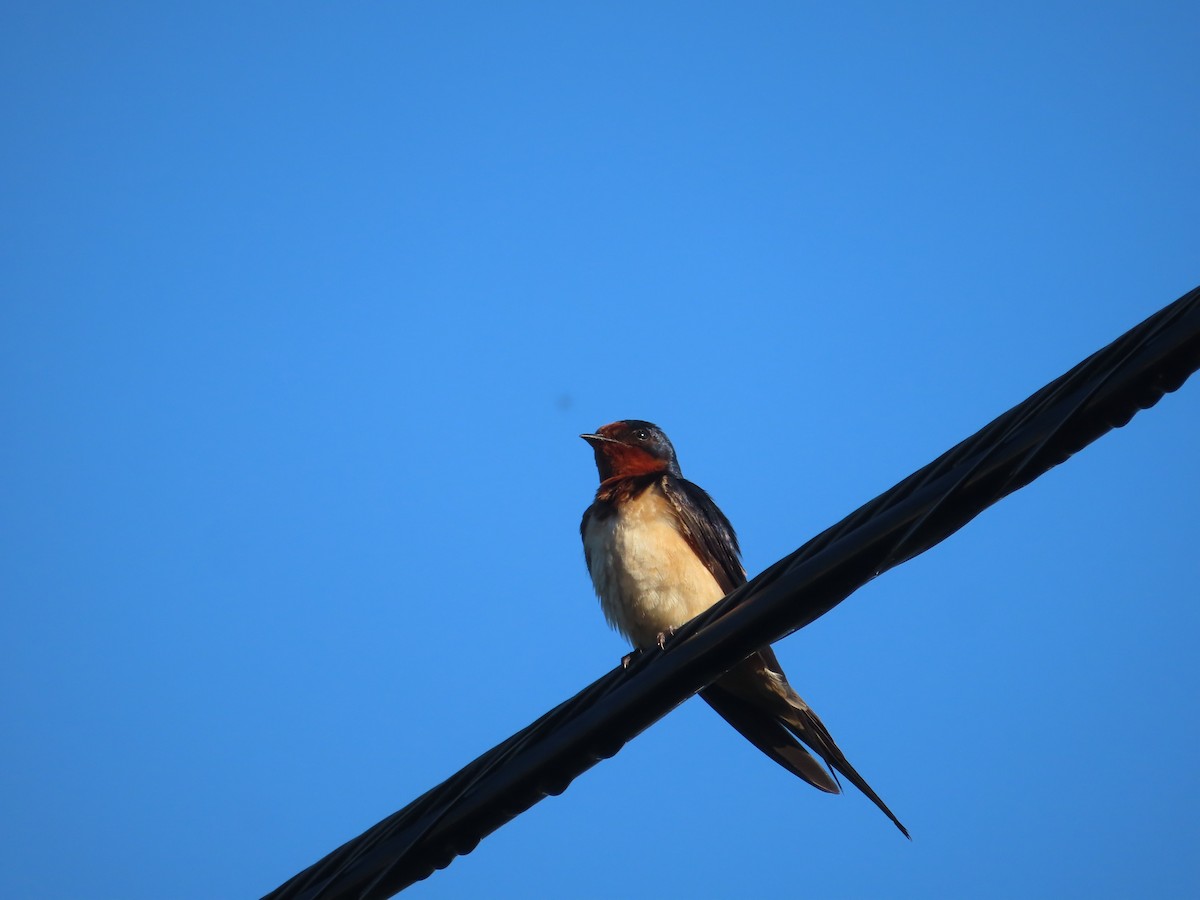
265,284,1200,900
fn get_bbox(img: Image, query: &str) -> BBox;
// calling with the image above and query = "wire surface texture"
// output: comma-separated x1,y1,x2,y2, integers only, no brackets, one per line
266,285,1200,900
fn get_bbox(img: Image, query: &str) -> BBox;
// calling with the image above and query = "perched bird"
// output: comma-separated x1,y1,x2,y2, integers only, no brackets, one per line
580,419,908,837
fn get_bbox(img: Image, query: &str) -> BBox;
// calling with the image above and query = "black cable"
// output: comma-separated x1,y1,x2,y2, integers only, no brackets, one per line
265,284,1200,900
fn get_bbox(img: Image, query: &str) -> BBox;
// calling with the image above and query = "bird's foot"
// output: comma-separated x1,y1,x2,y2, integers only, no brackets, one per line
620,628,678,668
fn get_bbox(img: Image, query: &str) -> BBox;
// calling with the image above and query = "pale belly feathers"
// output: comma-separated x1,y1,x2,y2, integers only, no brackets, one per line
583,485,724,649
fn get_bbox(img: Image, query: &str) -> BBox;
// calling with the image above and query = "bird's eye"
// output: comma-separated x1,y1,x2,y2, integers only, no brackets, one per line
634,429,649,441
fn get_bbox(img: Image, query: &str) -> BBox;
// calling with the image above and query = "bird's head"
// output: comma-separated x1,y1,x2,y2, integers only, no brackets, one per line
580,420,681,482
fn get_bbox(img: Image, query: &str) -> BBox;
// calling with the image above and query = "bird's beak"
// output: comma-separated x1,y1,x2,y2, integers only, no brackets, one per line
580,433,620,446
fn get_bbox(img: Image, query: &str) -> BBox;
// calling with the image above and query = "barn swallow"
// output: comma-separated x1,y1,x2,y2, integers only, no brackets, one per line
580,420,908,837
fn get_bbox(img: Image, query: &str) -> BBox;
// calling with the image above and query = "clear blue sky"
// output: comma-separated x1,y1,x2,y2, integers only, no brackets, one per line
3,3,1198,898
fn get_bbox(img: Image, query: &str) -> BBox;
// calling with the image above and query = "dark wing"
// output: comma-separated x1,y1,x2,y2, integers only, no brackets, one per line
658,477,909,835
580,503,596,571
703,649,911,838
701,656,841,795
659,475,746,595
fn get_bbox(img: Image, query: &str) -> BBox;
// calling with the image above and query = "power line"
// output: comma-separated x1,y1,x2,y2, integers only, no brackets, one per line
266,284,1200,900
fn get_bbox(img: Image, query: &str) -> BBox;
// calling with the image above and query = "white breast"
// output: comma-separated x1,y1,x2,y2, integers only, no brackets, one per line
582,485,725,649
